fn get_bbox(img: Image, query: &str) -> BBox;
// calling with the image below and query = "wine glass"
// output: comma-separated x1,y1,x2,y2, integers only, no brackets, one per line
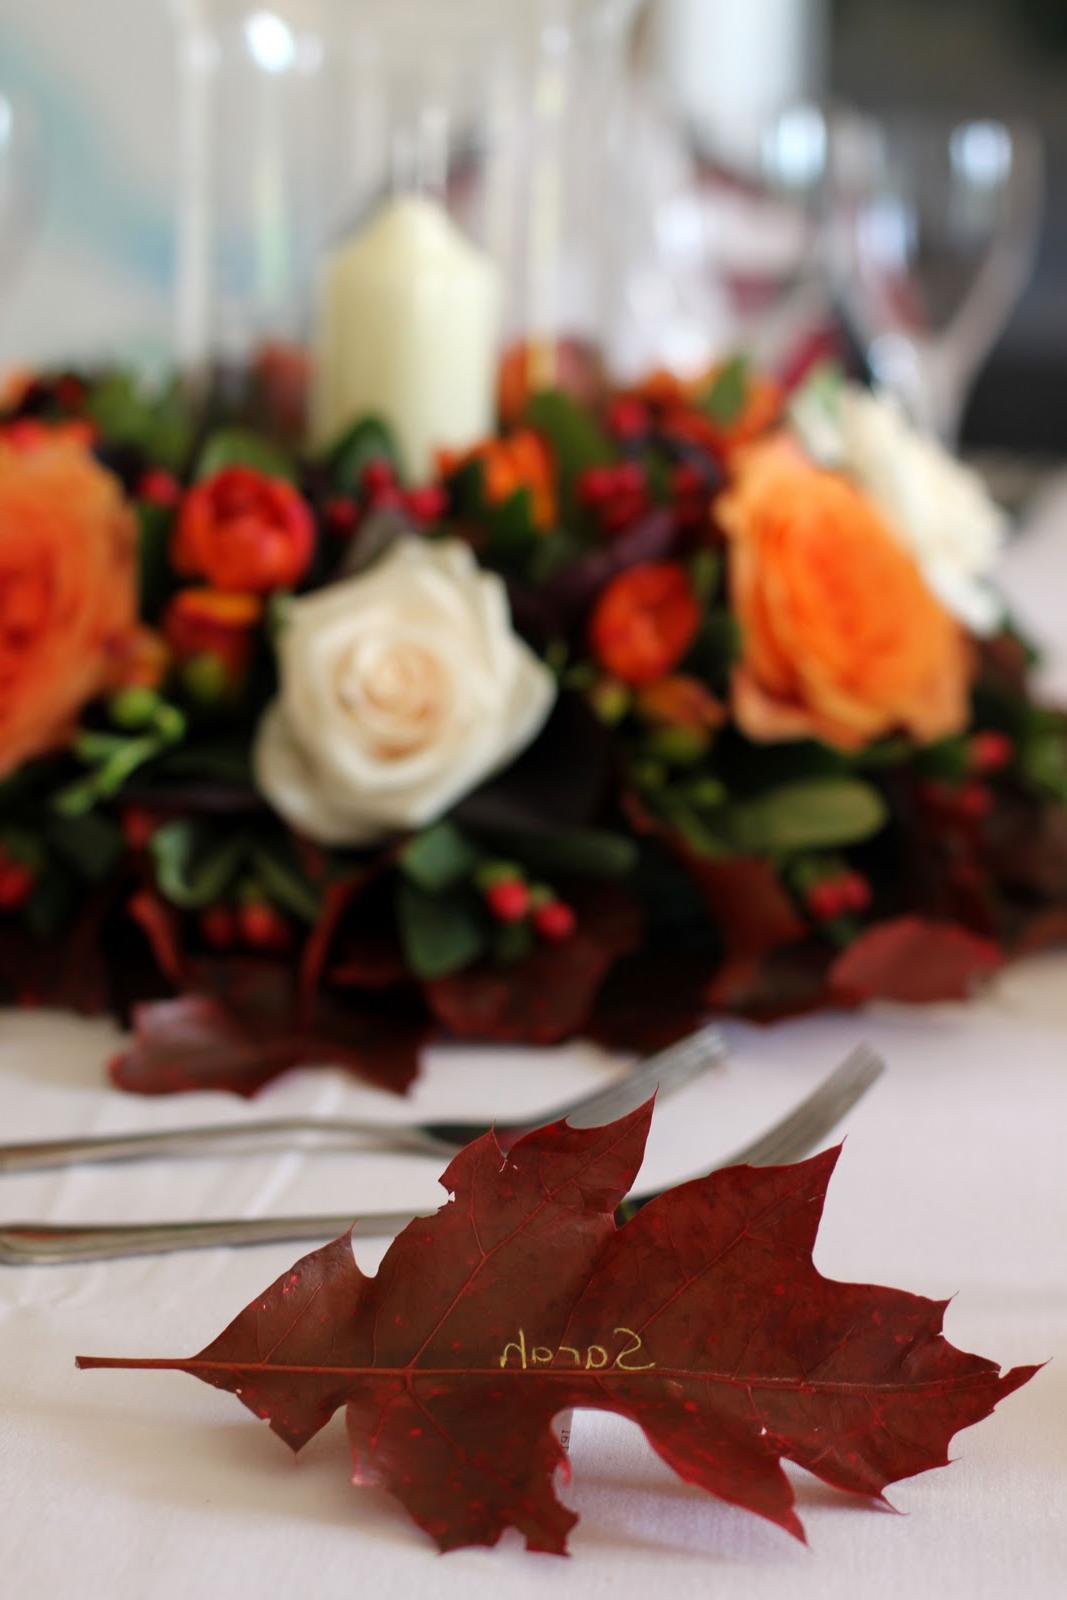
827,112,1044,446
0,89,47,307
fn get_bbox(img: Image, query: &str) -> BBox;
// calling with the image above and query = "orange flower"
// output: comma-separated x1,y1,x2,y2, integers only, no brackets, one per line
636,675,727,733
718,439,970,752
1,418,98,454
441,430,557,531
164,588,263,680
625,363,782,462
589,563,702,687
0,440,138,777
174,467,315,594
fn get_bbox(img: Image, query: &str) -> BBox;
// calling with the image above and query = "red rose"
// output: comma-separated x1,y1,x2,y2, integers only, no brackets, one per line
588,562,702,687
173,467,314,593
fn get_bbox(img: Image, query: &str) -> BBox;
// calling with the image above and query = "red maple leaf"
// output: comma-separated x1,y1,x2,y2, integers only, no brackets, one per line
79,1106,1036,1555
830,917,1004,1005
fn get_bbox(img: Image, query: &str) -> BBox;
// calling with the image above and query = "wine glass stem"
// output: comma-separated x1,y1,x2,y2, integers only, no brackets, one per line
868,335,966,447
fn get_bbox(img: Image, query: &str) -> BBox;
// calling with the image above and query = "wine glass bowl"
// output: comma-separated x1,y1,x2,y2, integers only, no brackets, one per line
828,112,1044,444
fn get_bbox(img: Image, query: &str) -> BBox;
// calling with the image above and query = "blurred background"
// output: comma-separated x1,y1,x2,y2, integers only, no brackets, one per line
0,0,1064,455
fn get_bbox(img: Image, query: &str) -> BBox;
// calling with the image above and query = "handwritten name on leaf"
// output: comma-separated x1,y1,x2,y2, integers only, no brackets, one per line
79,1102,1038,1558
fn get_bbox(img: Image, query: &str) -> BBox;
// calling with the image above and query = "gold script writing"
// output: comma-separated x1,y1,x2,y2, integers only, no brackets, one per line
498,1327,655,1371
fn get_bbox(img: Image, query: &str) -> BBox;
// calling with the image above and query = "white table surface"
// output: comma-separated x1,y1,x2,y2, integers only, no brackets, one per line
3,481,1067,1598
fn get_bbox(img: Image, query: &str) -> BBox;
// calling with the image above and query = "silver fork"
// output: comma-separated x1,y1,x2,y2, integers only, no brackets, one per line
0,1045,883,1265
0,1024,727,1175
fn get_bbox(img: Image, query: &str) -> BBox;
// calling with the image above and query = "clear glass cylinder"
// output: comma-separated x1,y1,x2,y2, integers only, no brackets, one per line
169,0,639,384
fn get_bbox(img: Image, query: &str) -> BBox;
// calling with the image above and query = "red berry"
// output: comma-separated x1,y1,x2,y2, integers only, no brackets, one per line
613,462,646,496
200,907,237,950
405,485,448,523
324,496,360,535
138,469,182,509
840,872,872,913
121,808,157,851
484,878,530,924
0,861,34,911
970,731,1014,774
958,782,994,821
578,466,617,508
807,880,848,921
361,460,396,497
238,901,292,952
607,397,650,439
532,899,577,943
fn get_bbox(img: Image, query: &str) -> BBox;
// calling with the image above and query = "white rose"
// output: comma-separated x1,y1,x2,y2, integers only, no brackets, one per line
254,538,556,846
792,381,1007,635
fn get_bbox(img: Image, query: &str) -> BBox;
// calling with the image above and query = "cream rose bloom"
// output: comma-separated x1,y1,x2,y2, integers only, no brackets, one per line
793,381,1006,635
254,539,556,845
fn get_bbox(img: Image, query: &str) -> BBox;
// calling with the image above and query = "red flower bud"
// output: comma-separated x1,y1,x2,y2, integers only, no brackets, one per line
484,878,530,924
173,467,315,593
532,899,577,943
589,562,702,686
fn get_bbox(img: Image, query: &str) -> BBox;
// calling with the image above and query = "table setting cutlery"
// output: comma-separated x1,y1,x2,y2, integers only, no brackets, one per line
0,1042,884,1265
0,1023,727,1173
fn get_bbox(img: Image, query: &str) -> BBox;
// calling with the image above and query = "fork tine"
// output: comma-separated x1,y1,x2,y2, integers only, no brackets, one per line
714,1046,884,1170
531,1024,727,1132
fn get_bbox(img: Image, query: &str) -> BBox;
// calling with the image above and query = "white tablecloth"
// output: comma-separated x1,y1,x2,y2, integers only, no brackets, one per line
3,482,1067,1598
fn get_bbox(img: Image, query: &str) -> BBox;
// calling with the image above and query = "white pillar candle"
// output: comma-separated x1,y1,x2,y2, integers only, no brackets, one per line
312,194,502,481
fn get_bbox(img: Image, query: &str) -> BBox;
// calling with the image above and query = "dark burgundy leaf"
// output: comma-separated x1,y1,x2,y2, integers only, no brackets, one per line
80,1108,1037,1556
111,960,426,1098
425,884,641,1044
830,917,1004,1004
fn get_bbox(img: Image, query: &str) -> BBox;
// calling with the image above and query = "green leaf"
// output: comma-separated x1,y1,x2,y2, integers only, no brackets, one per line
150,820,246,910
324,416,401,493
684,611,741,695
399,823,481,894
523,390,614,490
46,812,124,885
484,487,539,571
137,503,176,620
195,428,296,483
396,883,488,980
723,779,889,856
699,356,750,426
916,737,971,782
483,826,639,882
250,842,322,923
86,373,193,470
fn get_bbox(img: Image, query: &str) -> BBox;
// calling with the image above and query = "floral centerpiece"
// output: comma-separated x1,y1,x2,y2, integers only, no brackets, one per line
1,358,1065,1096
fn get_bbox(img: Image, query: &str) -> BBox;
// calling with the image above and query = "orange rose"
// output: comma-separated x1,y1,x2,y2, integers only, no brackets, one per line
589,563,702,687
173,467,315,593
0,440,138,777
164,588,263,680
440,430,557,530
718,439,970,752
